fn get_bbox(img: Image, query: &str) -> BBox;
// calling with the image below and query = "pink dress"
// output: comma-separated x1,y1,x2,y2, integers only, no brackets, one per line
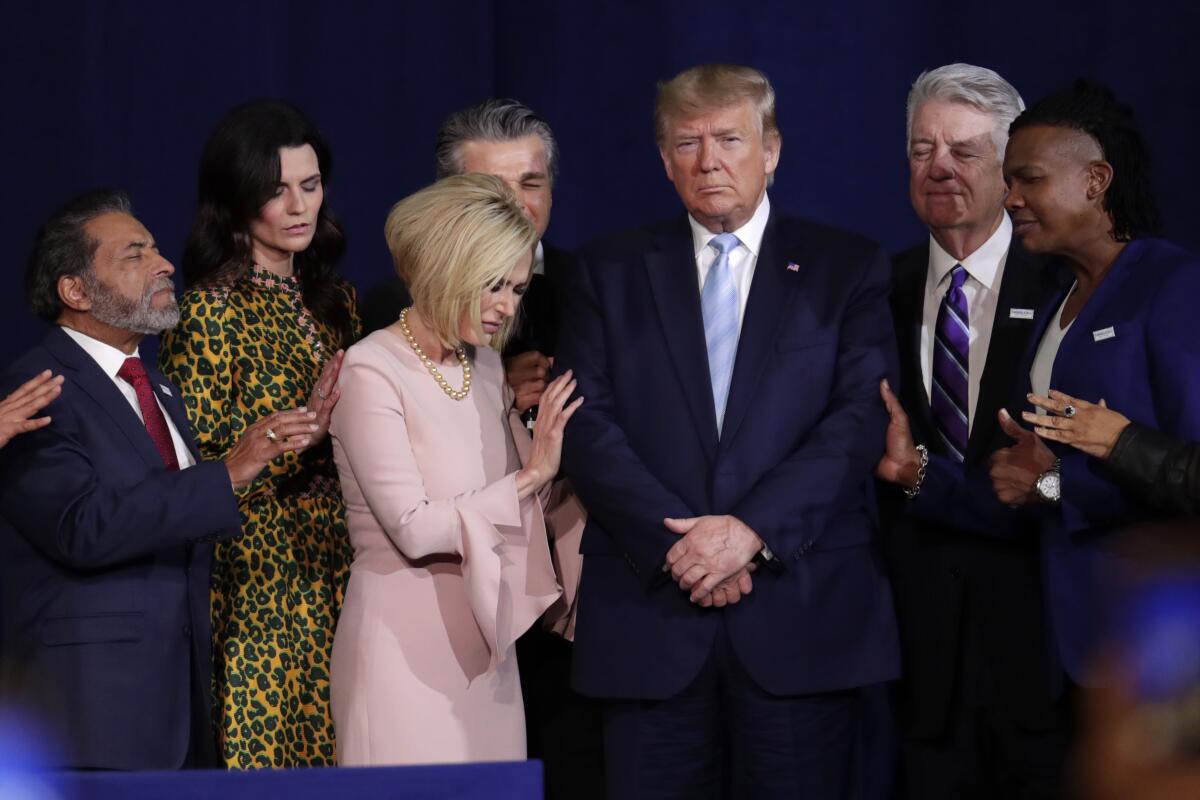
329,328,562,765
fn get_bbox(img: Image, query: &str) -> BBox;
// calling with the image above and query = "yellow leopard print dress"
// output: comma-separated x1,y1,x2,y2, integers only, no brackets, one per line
159,265,359,768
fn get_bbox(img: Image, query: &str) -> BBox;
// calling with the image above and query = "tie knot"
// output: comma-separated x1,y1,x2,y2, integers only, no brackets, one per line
117,356,149,386
710,233,741,257
949,264,968,290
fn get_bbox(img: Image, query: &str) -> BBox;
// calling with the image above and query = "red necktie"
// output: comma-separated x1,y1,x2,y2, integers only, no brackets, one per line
117,356,180,471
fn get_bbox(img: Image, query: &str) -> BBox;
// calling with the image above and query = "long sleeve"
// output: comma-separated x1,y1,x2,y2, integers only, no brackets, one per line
331,343,559,668
159,288,272,503
0,380,241,569
1107,422,1200,517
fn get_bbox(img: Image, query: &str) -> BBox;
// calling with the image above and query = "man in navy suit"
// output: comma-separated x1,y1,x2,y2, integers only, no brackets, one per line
875,64,1072,798
556,64,900,798
0,189,315,769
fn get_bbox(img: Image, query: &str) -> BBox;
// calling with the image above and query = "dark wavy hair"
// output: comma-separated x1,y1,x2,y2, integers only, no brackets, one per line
25,188,132,322
182,100,354,345
1009,80,1161,241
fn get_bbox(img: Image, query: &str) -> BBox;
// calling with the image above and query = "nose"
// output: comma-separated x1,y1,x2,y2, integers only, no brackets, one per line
286,187,307,215
497,288,520,317
698,138,719,172
158,254,176,277
928,147,955,180
1004,185,1024,211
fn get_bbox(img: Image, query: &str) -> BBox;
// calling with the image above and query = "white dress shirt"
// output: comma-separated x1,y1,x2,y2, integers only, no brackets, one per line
920,214,1013,434
689,193,771,339
61,326,196,469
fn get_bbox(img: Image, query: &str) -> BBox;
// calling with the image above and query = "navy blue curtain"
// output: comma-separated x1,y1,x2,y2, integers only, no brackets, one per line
4,0,1197,364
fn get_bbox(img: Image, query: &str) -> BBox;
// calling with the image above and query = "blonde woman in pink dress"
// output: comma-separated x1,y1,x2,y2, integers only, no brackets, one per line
329,174,583,765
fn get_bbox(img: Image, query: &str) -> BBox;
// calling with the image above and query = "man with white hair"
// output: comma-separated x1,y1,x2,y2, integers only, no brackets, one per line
875,64,1072,797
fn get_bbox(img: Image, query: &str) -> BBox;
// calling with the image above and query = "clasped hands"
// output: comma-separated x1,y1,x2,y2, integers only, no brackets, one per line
663,515,763,608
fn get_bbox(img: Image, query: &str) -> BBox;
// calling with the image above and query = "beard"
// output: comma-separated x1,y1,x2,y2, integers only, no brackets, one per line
81,271,180,335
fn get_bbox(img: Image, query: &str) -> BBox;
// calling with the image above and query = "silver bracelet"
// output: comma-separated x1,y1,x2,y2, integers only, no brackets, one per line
903,444,929,499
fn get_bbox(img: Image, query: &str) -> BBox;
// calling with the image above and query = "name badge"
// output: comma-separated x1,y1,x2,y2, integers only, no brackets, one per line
1093,326,1116,342
159,384,174,396
1009,308,1034,320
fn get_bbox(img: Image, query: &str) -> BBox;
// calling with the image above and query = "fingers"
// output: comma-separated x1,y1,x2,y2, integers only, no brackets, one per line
997,408,1033,441
677,563,708,591
0,372,64,417
1046,389,1087,409
1021,410,1068,431
879,378,907,422
663,517,697,534
1099,398,1108,409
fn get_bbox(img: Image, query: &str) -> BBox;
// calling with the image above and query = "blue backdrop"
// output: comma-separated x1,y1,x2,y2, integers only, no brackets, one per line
3,0,1197,365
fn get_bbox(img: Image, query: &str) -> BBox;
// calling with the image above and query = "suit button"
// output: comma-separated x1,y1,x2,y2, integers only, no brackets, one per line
182,625,192,639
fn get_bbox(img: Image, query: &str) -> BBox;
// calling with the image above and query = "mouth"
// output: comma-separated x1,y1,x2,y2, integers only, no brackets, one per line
1011,218,1037,234
285,223,312,235
697,186,728,195
481,321,501,334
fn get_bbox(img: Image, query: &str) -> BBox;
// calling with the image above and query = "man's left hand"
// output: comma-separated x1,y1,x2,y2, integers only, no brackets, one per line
663,515,763,602
990,408,1057,506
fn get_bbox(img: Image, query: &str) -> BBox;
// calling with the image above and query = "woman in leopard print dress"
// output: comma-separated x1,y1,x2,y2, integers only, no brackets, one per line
159,100,359,768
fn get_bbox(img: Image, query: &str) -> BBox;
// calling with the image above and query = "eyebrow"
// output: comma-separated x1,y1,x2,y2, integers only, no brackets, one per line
279,173,322,185
519,171,547,182
122,239,152,253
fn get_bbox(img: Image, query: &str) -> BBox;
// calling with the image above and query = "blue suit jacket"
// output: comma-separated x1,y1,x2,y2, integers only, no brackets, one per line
557,210,901,699
0,327,243,769
910,238,1200,685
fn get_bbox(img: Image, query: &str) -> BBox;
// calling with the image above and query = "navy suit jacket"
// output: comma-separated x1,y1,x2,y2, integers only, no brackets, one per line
0,327,243,769
556,210,901,700
908,238,1200,685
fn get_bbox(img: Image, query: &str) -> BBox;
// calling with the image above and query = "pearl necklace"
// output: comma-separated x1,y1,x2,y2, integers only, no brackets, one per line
398,308,472,400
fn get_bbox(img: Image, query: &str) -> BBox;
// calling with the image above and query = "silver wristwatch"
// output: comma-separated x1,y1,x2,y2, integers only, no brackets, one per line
1035,459,1062,503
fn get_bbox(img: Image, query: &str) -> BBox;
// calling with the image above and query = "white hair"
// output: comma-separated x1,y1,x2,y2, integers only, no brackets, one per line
906,63,1025,158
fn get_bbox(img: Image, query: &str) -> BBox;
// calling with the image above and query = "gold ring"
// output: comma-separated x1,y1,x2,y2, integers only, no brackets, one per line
265,427,279,443
316,388,328,400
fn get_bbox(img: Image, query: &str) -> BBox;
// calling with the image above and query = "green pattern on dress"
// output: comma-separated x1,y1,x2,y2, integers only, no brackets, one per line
159,266,360,768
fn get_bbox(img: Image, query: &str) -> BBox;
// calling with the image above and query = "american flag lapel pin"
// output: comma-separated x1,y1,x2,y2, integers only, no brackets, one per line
786,262,800,272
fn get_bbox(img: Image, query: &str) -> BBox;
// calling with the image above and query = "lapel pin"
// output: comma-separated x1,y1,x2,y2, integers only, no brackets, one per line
1009,308,1034,320
785,262,799,272
159,384,173,396
1093,326,1116,342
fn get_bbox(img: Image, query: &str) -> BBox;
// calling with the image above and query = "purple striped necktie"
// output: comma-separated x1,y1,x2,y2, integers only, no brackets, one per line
931,265,970,462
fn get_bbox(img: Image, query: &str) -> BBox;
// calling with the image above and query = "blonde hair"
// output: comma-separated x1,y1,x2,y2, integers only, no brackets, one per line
654,63,781,145
384,173,536,352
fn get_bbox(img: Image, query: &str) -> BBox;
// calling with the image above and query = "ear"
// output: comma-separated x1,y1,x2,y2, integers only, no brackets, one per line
762,132,782,177
57,274,92,313
1086,160,1114,201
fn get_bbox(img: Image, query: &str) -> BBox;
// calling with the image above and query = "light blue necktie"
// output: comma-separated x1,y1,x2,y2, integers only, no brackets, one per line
701,233,741,436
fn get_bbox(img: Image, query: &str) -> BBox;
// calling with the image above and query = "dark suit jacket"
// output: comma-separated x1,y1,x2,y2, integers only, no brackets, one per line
0,327,243,769
557,210,901,699
361,242,574,361
881,236,1066,736
906,237,1200,687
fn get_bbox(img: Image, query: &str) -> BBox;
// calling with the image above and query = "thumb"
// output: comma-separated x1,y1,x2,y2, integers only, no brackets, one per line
1099,398,1108,408
663,517,697,534
998,408,1031,441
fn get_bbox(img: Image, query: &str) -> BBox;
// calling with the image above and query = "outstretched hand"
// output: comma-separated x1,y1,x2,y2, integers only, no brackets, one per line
989,408,1057,506
515,370,584,499
1023,390,1129,460
224,408,318,490
0,370,63,448
875,378,922,488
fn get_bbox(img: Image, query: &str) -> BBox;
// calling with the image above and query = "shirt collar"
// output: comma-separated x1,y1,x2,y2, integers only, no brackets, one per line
60,325,141,379
928,212,1012,290
689,194,771,259
532,240,545,276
